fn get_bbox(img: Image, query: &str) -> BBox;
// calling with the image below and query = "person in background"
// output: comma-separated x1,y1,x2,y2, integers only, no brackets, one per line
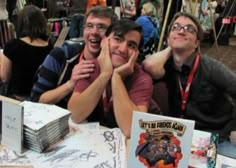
68,19,153,138
120,0,136,20
0,5,52,101
142,12,236,158
0,0,9,49
86,0,107,13
30,6,118,109
135,2,159,63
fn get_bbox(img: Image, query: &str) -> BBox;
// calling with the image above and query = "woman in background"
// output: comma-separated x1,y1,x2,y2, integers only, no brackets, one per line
135,2,159,63
0,5,53,101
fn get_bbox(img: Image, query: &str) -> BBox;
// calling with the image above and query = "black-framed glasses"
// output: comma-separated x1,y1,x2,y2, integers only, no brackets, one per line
84,23,108,33
171,23,197,34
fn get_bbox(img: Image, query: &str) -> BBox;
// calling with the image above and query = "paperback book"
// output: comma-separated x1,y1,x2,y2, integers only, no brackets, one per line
128,111,195,168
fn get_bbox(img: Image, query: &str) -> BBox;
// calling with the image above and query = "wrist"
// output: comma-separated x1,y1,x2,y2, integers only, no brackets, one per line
66,80,74,91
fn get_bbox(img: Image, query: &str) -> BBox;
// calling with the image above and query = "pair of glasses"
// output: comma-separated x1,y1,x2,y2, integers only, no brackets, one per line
170,23,197,34
84,23,108,33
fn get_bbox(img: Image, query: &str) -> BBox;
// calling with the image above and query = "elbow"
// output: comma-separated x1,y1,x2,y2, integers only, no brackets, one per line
68,98,81,124
142,60,157,78
122,128,131,139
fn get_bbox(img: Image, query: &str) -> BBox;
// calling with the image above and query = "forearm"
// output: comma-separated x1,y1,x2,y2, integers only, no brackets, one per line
142,46,171,79
112,72,147,138
39,81,73,104
68,73,110,123
0,54,11,82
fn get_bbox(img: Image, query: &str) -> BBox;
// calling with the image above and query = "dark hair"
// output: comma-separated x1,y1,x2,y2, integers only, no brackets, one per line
105,19,143,47
17,5,48,41
168,12,204,41
84,6,118,25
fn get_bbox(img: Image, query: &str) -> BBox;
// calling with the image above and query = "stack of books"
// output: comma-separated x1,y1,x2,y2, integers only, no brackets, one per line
20,101,71,153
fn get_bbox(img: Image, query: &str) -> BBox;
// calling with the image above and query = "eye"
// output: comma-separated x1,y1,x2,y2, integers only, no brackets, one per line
113,36,122,42
85,23,93,29
97,24,108,31
172,23,180,31
128,42,137,50
185,25,196,33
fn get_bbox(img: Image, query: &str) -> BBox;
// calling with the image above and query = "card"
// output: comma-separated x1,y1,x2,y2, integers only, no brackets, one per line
1,101,24,154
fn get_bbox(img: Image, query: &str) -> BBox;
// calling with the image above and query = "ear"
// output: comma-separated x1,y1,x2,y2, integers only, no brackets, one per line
195,39,200,48
167,37,170,46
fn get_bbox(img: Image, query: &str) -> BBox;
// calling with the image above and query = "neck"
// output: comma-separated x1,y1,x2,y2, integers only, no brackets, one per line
83,48,95,60
172,48,196,68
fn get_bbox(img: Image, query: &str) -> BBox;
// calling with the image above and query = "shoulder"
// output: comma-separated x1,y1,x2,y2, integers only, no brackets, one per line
3,39,24,57
200,54,224,71
136,16,149,23
132,64,153,83
49,40,85,61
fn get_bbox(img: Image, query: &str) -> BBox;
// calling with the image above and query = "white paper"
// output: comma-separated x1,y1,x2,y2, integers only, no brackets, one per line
1,101,23,154
216,154,236,168
25,126,126,168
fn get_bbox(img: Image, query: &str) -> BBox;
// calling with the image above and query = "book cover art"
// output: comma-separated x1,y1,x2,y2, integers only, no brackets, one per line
128,112,195,168
189,130,218,168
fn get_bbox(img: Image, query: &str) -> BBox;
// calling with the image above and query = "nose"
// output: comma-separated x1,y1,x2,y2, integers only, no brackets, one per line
118,42,128,53
179,27,185,33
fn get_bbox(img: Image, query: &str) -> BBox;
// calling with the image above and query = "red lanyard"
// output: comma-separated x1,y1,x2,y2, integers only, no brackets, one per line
178,54,200,111
79,50,84,61
102,88,112,113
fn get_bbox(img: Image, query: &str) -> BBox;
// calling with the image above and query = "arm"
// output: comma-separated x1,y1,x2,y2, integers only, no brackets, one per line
68,38,113,123
112,50,147,138
39,59,95,104
142,46,171,79
0,53,12,82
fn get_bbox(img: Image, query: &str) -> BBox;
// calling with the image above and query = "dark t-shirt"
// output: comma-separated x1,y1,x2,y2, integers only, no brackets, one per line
3,39,53,97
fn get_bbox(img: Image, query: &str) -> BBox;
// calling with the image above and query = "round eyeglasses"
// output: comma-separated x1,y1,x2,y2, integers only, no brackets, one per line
84,23,108,33
170,23,197,34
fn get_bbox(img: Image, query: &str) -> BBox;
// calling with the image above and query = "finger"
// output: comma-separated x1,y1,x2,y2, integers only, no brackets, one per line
74,74,90,80
73,67,94,76
128,50,138,65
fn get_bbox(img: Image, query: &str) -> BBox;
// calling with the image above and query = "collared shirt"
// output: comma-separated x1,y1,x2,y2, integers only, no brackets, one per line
163,53,236,140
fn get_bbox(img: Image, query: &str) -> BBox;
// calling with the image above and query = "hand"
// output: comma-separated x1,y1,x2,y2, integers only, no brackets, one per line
97,38,113,77
230,131,236,145
113,49,138,78
68,59,95,88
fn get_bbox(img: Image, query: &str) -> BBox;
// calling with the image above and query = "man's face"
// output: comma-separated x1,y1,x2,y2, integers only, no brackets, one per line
83,14,111,58
108,30,141,68
167,16,199,52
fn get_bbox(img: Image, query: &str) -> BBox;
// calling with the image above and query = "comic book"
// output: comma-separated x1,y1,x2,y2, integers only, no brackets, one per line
128,111,195,168
189,130,218,168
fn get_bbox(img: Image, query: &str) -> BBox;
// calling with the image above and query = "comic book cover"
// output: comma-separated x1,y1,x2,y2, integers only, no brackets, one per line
128,111,195,168
189,130,218,168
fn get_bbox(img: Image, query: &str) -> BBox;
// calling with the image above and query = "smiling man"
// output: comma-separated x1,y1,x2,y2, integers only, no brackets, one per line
143,12,236,158
68,19,153,138
30,6,118,108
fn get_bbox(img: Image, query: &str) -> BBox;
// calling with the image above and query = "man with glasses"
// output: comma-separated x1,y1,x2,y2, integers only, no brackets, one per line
68,19,153,138
30,6,118,109
143,12,236,158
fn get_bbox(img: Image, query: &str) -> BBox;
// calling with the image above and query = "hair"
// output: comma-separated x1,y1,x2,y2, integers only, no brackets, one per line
142,2,157,17
168,12,204,41
17,5,48,41
84,6,118,25
105,19,143,47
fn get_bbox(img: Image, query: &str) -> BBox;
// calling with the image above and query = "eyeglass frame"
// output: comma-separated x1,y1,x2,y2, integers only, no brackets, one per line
170,22,198,35
83,23,108,33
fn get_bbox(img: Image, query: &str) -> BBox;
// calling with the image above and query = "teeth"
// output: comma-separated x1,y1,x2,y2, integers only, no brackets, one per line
90,39,100,43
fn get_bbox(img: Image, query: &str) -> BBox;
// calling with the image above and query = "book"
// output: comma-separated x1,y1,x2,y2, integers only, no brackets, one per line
20,101,71,153
128,111,195,168
189,130,218,168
